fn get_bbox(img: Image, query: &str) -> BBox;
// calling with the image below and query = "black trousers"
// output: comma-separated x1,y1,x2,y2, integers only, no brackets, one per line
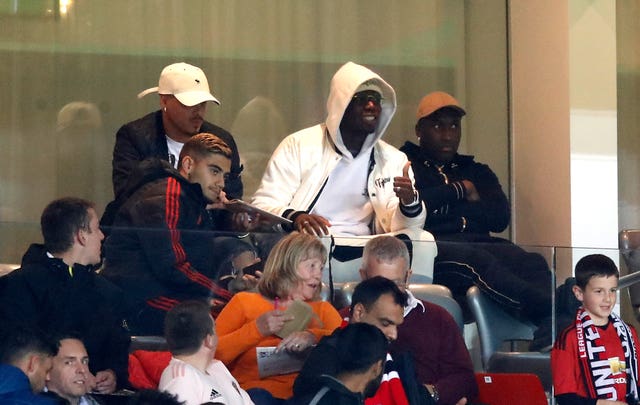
432,235,554,324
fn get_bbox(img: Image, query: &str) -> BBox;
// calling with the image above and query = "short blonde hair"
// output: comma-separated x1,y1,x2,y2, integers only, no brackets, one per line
258,232,327,300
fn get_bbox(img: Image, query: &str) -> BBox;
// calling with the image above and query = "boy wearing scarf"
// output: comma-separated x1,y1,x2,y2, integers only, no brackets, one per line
552,254,640,405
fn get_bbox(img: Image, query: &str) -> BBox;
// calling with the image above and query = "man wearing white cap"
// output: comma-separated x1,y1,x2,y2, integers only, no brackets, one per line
111,62,242,201
252,61,424,236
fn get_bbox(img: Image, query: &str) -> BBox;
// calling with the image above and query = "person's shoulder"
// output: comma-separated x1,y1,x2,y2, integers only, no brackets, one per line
121,110,158,129
200,120,235,141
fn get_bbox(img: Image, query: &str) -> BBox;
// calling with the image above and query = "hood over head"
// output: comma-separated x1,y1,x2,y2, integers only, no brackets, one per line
325,62,396,158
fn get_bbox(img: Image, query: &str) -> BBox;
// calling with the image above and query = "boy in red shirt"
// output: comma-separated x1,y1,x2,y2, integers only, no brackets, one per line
552,254,640,405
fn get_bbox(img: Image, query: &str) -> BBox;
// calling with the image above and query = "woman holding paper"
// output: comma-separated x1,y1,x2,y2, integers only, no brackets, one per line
215,232,342,401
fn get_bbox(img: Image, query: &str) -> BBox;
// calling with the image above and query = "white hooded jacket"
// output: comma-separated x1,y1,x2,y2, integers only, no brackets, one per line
252,61,425,234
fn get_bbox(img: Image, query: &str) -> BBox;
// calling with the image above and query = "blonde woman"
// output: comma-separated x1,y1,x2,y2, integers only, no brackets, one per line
215,232,341,401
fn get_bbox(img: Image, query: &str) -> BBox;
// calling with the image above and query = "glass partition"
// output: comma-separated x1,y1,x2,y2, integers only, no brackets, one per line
0,0,513,263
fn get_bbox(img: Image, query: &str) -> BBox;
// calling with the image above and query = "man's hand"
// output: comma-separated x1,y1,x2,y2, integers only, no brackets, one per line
93,369,117,394
461,180,480,202
294,213,331,236
207,190,229,210
231,212,264,232
393,162,418,205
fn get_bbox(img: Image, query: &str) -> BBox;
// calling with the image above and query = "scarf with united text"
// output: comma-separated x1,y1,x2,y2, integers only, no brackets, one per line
576,307,639,402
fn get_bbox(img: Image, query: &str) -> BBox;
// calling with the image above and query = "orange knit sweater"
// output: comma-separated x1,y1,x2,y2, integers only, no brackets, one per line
215,291,342,399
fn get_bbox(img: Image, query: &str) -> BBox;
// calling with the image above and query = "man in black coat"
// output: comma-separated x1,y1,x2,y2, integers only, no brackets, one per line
0,198,130,393
111,62,243,202
400,91,554,342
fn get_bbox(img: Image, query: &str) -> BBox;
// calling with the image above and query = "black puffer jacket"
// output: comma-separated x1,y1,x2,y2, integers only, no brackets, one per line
400,141,510,237
0,244,130,388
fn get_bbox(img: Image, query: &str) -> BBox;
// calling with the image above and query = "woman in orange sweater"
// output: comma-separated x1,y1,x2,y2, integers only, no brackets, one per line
215,232,342,402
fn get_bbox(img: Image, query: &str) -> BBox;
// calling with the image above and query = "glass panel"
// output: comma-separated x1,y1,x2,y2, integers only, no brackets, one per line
0,0,487,262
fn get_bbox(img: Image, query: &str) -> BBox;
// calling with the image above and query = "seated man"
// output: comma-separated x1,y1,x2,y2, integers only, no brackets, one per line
159,300,254,404
45,336,100,405
252,61,424,236
400,91,556,343
290,323,387,405
0,326,58,404
359,236,477,405
294,276,432,405
103,132,241,335
0,197,129,392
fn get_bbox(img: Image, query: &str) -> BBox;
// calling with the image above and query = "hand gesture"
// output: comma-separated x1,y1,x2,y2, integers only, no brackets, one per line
393,162,417,205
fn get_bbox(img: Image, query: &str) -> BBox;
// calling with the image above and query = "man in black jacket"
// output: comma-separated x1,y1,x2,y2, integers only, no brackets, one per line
103,133,236,335
112,62,242,201
400,91,554,340
0,197,130,393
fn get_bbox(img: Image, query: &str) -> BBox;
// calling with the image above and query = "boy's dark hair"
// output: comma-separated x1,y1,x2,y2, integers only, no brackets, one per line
350,276,408,315
0,325,58,365
178,132,232,167
41,197,95,254
164,300,214,356
128,389,185,405
575,254,619,289
335,323,387,374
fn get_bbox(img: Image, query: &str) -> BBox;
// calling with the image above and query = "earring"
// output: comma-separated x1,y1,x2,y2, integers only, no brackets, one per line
163,107,167,112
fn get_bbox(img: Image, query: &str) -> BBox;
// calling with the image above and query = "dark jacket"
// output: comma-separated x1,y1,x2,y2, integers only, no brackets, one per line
0,247,130,389
294,328,433,405
292,375,365,405
102,159,232,315
400,142,510,237
112,110,243,200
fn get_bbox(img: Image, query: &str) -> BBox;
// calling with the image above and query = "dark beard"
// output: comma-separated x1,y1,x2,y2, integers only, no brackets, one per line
362,368,383,398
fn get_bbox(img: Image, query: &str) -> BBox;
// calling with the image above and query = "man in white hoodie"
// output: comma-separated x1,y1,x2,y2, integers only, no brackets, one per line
252,61,425,237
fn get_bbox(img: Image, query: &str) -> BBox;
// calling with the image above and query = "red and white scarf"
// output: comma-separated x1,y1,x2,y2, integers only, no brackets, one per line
576,307,639,402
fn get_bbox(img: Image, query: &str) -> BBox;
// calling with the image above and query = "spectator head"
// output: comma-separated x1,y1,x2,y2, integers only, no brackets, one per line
178,133,232,205
46,336,91,403
128,389,185,405
415,91,466,164
258,232,327,301
360,236,411,291
349,276,407,342
575,254,619,289
0,326,57,393
41,197,104,266
138,63,220,141
334,323,387,398
164,300,216,357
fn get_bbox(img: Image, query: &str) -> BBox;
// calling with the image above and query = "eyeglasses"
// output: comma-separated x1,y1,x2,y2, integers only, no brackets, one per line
352,93,383,106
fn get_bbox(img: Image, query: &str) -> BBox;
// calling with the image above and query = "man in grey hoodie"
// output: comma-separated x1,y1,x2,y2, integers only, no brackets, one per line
253,61,424,237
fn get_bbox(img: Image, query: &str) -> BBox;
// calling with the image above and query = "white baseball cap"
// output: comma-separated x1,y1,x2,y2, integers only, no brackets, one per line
137,62,220,106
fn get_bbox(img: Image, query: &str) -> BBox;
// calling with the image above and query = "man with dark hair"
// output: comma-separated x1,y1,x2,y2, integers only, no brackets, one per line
295,277,435,405
45,336,100,405
112,62,242,202
292,323,387,405
0,197,130,393
128,389,185,405
0,326,58,404
103,133,239,335
159,300,254,404
360,236,476,405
